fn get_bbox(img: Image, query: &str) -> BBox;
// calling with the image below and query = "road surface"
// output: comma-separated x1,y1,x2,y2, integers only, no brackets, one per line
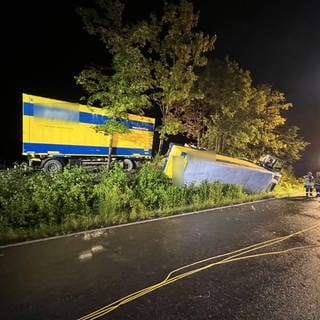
1,196,320,320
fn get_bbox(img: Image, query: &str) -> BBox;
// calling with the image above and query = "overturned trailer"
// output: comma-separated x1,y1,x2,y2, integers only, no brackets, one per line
162,144,283,193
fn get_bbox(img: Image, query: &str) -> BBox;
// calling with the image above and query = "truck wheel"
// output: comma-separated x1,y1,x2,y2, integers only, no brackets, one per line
42,159,63,173
123,159,134,172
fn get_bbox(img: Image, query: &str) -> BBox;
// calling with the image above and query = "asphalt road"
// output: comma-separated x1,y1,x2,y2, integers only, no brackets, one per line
1,197,320,320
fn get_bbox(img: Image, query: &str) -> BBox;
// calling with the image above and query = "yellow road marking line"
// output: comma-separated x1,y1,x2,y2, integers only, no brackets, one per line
78,222,320,320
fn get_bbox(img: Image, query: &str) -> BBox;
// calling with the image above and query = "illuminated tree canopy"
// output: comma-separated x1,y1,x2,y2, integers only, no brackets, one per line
200,58,308,163
75,0,307,165
76,0,215,154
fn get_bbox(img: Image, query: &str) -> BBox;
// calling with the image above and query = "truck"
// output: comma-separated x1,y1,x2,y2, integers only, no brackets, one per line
22,93,155,172
162,143,283,193
23,93,283,193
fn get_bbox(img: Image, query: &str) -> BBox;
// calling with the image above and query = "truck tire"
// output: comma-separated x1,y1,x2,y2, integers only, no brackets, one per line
123,159,134,172
42,159,63,173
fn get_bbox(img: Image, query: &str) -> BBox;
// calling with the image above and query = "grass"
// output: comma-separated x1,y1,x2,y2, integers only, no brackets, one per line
0,164,302,245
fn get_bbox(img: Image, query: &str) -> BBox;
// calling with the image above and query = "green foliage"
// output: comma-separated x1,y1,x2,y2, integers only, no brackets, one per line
76,0,308,163
150,154,166,168
173,98,210,147
0,166,96,230
76,0,153,129
156,120,185,141
275,126,310,165
200,58,308,163
200,57,255,156
149,0,216,153
93,164,133,223
0,167,36,228
134,163,172,210
76,0,215,154
95,118,129,135
0,163,269,244
272,167,304,195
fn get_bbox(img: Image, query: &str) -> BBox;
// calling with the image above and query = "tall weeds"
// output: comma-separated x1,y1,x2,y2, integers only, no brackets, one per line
0,163,285,244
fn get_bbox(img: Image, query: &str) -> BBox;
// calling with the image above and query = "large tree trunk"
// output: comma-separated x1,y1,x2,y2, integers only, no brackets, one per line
215,135,220,153
221,135,225,154
158,136,164,155
157,113,166,155
197,131,201,148
107,134,113,170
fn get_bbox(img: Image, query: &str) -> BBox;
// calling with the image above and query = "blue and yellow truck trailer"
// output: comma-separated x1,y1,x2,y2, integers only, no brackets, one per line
162,143,283,193
22,93,282,193
22,94,155,172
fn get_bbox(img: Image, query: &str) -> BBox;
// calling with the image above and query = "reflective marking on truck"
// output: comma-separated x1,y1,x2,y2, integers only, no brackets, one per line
23,142,153,157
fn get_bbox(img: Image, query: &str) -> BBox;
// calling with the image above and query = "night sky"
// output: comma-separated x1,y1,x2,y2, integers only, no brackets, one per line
3,0,320,176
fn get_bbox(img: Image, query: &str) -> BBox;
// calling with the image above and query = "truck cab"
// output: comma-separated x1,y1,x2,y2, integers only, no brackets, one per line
258,154,284,172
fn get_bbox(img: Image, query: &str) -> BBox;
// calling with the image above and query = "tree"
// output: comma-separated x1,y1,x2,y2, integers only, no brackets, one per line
169,97,210,148
76,0,153,168
148,0,216,153
76,0,215,156
199,58,309,163
200,58,254,156
247,85,308,162
272,125,309,165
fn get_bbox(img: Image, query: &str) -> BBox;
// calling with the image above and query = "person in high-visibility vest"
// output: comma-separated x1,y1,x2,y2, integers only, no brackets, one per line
303,171,314,197
315,171,320,197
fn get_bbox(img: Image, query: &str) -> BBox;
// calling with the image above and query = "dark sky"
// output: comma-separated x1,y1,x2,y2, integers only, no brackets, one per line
3,0,320,176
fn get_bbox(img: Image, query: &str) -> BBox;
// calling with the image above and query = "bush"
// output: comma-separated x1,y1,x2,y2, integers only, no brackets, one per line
93,164,134,223
0,161,279,244
0,166,96,230
0,166,39,228
134,163,172,210
273,167,304,195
